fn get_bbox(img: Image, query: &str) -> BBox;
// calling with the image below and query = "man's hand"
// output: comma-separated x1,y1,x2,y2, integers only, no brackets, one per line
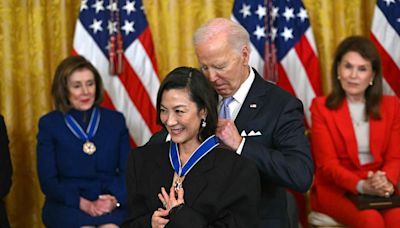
216,118,242,150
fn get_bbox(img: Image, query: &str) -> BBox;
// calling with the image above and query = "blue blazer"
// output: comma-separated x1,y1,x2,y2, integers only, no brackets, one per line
37,107,130,227
148,70,313,227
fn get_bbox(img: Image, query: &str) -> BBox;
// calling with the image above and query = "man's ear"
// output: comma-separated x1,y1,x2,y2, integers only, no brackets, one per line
241,45,250,65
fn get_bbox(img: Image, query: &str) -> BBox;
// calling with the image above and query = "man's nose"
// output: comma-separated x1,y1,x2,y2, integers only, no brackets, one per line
207,69,218,82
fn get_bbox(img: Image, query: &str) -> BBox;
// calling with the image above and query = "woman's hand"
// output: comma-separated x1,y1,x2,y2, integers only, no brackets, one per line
80,195,119,217
158,186,185,212
151,186,185,227
94,194,118,214
151,208,169,228
79,197,104,216
363,171,395,197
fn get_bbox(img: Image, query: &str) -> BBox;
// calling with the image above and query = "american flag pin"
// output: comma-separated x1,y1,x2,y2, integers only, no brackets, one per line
250,104,257,108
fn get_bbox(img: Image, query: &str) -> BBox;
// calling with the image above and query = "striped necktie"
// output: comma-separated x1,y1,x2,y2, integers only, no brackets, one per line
219,96,234,119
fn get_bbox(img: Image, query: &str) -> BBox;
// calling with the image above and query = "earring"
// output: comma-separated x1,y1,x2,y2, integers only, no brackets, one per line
337,75,341,80
369,80,373,86
201,119,206,128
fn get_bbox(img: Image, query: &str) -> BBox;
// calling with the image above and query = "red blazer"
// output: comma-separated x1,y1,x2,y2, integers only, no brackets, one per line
310,96,400,206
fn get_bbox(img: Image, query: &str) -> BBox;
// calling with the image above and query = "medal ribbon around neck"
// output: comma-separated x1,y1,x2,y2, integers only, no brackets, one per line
64,108,100,154
169,135,219,178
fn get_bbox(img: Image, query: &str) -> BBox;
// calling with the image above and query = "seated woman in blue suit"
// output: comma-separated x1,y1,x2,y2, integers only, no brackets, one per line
122,67,261,228
37,55,130,228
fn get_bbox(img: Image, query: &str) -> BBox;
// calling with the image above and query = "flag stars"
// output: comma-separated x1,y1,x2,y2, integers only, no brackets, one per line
123,0,136,15
92,0,104,14
283,7,295,21
90,19,103,34
255,4,266,20
240,3,251,18
253,25,266,40
122,20,135,35
280,27,293,41
80,0,88,12
297,7,308,22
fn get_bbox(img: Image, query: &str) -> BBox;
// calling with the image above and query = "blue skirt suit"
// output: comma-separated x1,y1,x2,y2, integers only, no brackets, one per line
37,107,130,227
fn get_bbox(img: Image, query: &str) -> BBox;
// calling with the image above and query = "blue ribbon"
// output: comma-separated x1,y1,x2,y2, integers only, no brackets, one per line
64,108,100,142
169,135,219,177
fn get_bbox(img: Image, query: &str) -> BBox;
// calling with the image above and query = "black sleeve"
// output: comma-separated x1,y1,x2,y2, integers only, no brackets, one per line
0,115,12,199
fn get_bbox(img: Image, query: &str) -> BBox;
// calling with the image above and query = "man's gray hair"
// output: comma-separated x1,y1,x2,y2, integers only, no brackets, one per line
193,18,250,54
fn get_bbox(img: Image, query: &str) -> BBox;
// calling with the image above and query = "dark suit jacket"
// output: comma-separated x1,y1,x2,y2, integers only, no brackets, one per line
0,115,12,228
123,143,261,228
148,70,313,227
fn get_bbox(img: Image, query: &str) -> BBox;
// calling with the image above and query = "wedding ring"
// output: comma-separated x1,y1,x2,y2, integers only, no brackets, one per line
161,201,167,208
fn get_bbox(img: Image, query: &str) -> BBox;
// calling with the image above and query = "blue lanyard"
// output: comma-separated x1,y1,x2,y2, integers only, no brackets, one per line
169,135,219,177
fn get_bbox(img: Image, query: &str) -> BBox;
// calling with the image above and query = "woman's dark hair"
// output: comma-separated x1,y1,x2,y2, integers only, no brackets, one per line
156,67,218,141
51,55,104,113
326,35,382,119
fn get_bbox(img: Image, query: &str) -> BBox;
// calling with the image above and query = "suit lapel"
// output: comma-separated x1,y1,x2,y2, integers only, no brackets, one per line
235,71,267,132
370,111,385,163
333,100,361,167
149,144,174,206
181,150,215,206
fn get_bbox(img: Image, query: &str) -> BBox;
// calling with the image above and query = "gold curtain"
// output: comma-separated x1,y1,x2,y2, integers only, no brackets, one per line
0,1,375,227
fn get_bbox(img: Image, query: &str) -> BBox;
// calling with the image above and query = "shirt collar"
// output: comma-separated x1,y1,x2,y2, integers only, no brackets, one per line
222,66,255,104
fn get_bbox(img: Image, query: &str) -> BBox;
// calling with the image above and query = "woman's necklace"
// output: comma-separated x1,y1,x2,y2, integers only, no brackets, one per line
348,100,366,128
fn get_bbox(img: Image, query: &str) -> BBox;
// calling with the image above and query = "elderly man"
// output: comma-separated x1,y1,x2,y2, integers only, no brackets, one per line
148,18,313,228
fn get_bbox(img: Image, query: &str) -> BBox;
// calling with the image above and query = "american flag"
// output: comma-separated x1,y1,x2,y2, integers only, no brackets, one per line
370,0,400,97
231,0,322,127
73,0,160,147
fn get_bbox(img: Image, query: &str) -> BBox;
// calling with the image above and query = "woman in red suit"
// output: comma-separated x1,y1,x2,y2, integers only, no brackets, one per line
310,36,400,228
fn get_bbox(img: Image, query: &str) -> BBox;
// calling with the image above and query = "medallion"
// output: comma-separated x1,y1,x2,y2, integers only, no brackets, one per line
169,135,219,194
65,108,101,155
83,141,96,155
174,177,183,192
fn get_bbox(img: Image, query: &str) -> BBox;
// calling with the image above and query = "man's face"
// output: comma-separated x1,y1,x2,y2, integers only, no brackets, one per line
195,35,249,97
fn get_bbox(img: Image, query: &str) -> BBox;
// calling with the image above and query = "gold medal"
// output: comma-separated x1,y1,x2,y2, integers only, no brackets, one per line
174,175,184,193
83,141,96,155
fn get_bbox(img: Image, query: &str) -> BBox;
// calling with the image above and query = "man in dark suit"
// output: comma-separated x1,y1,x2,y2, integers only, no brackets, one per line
193,18,313,228
0,115,12,228
149,18,313,227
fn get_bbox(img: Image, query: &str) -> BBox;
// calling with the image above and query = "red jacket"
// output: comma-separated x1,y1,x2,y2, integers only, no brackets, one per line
310,96,400,209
